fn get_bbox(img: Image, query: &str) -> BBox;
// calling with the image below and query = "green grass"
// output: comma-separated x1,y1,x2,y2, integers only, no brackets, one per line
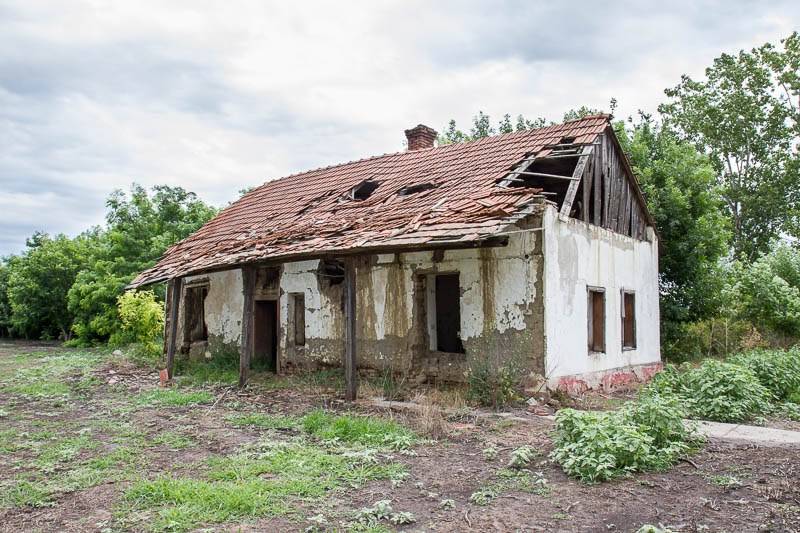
150,431,196,450
0,350,104,400
226,413,300,430
301,410,416,448
0,480,52,508
124,440,406,532
134,389,214,407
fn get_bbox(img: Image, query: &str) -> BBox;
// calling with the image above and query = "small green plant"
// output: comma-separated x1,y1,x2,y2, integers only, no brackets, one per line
226,413,300,430
507,445,539,469
439,498,455,510
709,474,742,489
469,486,498,506
482,445,499,461
135,388,214,407
390,511,415,525
466,356,523,408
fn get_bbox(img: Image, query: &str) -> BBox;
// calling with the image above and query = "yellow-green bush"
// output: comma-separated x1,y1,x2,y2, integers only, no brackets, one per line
113,290,164,360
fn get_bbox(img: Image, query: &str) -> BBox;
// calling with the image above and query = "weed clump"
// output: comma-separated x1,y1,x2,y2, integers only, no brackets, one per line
646,360,771,422
551,393,701,483
466,356,523,408
301,410,416,449
729,348,800,401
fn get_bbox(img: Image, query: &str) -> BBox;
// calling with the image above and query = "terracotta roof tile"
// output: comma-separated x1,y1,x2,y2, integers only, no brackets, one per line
130,115,610,286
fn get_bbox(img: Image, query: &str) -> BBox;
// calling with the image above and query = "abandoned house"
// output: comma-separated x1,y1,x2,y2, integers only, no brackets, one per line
130,114,662,397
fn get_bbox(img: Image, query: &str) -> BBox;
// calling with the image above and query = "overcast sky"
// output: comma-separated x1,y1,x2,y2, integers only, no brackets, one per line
1,1,798,256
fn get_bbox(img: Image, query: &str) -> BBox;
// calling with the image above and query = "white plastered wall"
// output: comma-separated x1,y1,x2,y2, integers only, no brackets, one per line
179,268,244,346
542,205,660,382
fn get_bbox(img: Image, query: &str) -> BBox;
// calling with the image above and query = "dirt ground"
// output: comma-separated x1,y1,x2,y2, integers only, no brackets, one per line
0,341,799,533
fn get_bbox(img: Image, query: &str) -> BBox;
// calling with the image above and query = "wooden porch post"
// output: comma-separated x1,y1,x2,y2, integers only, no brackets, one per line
165,277,183,380
239,265,256,388
344,257,358,402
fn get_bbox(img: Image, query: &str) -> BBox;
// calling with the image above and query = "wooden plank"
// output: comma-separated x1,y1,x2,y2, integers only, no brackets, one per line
560,145,593,217
343,256,358,402
582,155,592,223
514,171,579,181
616,171,629,234
165,277,183,380
499,154,538,187
623,185,633,236
593,149,602,225
239,265,256,388
602,135,612,227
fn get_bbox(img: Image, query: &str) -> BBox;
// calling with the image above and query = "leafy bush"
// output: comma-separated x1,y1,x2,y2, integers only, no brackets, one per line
113,290,164,360
729,349,800,401
466,356,523,408
646,360,771,422
550,393,699,483
736,245,800,339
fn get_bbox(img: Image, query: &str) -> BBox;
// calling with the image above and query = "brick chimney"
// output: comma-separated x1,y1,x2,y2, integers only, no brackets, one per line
405,124,437,151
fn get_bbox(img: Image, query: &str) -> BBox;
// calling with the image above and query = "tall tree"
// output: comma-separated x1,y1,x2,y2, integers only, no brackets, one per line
6,233,93,339
616,115,730,357
0,259,12,337
68,184,217,344
659,32,800,259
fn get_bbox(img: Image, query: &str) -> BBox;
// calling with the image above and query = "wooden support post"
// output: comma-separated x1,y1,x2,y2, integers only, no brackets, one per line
239,265,256,388
343,256,358,402
165,277,183,380
560,145,593,217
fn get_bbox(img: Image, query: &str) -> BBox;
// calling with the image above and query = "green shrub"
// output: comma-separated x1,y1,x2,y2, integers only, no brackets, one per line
550,393,699,483
645,360,771,422
730,349,800,401
466,356,523,408
114,290,164,361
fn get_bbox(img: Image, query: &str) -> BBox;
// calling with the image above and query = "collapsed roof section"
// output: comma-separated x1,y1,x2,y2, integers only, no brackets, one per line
131,114,650,287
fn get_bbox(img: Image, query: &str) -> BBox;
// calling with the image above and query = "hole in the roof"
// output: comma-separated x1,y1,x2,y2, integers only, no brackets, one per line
398,182,437,196
559,136,576,145
318,259,345,286
350,180,380,201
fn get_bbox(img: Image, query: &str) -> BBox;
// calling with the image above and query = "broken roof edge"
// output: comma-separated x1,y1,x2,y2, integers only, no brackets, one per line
127,203,547,289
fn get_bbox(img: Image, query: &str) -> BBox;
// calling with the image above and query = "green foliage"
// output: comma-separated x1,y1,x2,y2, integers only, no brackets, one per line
729,349,800,401
734,244,800,339
5,232,94,339
466,356,523,408
68,184,216,345
550,393,699,483
114,290,164,360
507,445,539,469
660,32,800,259
0,262,12,337
134,388,214,407
438,111,549,145
126,439,404,532
226,413,300,430
301,410,416,448
646,360,771,422
616,116,730,361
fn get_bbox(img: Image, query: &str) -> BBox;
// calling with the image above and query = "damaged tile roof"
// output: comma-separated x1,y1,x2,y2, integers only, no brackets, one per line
130,114,611,287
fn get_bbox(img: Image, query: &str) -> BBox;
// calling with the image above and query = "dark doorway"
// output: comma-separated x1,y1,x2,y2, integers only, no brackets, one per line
435,274,464,353
254,300,278,371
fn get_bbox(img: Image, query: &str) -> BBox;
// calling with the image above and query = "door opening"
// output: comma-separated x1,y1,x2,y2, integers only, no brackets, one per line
254,300,278,372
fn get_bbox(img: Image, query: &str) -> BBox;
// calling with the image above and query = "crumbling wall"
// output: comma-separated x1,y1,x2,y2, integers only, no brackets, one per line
275,215,545,382
176,269,243,360
541,204,661,388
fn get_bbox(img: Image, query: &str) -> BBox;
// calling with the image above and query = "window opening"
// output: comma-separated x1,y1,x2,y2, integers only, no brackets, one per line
587,287,605,353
